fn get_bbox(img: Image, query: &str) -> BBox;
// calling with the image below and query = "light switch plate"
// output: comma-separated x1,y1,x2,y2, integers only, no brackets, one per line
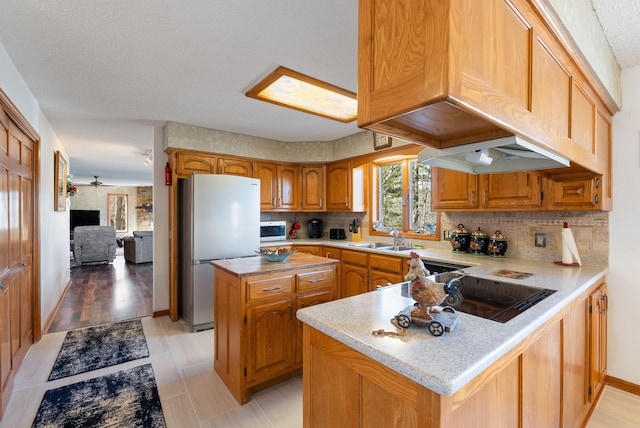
535,233,546,247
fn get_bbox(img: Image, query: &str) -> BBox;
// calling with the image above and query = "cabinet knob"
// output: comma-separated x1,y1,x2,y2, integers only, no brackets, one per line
345,197,349,206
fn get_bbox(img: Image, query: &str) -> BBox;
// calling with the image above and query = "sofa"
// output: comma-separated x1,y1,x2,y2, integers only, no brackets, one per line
73,226,117,265
123,230,153,264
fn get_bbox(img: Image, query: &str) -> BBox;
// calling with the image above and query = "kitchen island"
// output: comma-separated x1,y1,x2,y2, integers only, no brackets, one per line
211,252,338,404
298,258,608,427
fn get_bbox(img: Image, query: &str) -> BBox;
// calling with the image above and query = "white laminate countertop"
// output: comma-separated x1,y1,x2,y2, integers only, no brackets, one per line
297,251,607,396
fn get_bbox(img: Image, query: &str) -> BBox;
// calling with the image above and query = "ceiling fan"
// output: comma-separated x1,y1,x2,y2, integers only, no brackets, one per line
90,176,103,187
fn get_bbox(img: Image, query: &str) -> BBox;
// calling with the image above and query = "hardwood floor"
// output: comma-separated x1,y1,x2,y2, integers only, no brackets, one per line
47,254,153,333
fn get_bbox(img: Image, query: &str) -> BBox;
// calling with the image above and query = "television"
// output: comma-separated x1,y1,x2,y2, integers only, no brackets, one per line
70,209,100,237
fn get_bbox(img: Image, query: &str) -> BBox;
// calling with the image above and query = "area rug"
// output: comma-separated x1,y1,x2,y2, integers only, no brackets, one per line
48,319,149,381
33,364,166,427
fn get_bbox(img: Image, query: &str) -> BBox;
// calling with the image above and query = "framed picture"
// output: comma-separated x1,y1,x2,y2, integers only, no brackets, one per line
54,150,68,212
373,133,392,150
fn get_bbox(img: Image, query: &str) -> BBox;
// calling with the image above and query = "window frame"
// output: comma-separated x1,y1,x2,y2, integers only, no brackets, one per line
368,155,440,241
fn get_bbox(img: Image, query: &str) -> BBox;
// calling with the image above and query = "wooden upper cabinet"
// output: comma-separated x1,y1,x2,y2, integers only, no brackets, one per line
253,161,278,210
253,162,299,211
326,160,352,211
276,164,300,210
175,152,217,176
548,177,601,210
432,168,478,210
325,160,366,212
218,157,252,177
300,166,325,211
357,0,615,179
480,172,543,210
531,33,571,140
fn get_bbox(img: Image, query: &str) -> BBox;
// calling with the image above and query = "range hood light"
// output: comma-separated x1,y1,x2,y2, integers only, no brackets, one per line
418,135,570,174
465,149,493,166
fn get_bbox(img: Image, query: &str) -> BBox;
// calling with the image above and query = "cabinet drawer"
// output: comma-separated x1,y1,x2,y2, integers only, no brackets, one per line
247,275,293,302
323,247,341,260
297,268,335,292
368,254,405,274
341,249,368,267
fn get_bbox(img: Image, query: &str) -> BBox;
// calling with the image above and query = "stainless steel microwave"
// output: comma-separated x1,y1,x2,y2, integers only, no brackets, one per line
260,221,287,242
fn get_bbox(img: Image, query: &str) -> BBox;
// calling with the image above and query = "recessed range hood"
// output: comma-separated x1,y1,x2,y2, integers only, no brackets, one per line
418,135,570,174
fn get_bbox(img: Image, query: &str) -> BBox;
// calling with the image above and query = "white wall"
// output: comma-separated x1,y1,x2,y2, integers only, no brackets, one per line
1,42,71,331
607,66,640,385
152,126,169,312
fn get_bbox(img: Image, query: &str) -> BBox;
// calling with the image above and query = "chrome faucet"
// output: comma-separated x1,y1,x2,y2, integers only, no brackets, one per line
388,228,399,247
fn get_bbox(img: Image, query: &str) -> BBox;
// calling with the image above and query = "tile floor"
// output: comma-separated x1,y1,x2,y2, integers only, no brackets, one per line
0,316,302,428
1,315,638,427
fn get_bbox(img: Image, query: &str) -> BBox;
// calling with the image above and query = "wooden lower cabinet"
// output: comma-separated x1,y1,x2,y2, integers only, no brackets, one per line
303,279,607,428
214,261,336,404
247,297,295,385
368,253,406,291
294,245,322,256
340,250,369,298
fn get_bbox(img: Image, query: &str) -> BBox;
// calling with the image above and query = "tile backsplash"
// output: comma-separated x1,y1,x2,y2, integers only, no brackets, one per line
265,210,609,267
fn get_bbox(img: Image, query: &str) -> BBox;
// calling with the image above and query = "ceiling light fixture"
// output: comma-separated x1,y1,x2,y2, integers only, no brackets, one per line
143,150,153,167
246,66,357,123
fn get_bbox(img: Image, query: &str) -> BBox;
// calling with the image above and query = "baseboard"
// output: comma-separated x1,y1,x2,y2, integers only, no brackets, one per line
606,375,640,396
153,309,170,318
42,278,72,334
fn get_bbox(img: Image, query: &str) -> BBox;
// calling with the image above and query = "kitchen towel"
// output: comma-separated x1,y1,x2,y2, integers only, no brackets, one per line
561,222,581,265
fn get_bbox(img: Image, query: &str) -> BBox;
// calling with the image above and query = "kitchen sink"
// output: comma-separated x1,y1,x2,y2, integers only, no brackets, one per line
348,242,396,249
430,272,556,323
347,242,414,251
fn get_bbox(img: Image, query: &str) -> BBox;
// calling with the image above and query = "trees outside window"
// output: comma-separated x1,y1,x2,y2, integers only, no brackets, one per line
371,157,437,238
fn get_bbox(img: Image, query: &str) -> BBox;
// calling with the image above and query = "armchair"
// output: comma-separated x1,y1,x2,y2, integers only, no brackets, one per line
124,230,153,264
73,226,117,265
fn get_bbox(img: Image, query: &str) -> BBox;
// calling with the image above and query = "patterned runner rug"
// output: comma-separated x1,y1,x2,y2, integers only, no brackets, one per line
48,319,149,381
33,364,166,427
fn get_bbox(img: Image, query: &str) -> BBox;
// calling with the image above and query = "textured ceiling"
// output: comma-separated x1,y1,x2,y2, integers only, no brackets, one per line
0,1,637,186
592,0,640,69
0,1,358,185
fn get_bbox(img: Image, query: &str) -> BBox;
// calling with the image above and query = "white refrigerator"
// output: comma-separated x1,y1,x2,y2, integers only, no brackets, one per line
179,174,260,331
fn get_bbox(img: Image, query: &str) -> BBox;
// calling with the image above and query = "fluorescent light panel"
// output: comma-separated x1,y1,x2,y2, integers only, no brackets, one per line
246,66,357,122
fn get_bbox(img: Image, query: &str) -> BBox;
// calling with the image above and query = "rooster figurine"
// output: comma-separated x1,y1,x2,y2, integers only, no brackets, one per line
405,252,448,321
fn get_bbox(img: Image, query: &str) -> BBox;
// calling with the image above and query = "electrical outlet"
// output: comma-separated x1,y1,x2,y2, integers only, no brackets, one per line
535,233,547,247
443,230,451,240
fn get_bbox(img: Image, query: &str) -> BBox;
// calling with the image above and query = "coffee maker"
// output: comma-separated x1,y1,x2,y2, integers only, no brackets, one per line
307,218,323,239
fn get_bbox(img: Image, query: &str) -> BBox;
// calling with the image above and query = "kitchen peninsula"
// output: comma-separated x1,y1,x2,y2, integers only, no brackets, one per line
298,258,608,427
211,252,338,404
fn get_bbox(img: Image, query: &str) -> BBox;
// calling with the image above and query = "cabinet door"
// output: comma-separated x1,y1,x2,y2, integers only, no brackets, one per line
175,152,217,176
589,284,607,402
549,177,600,210
0,163,8,274
522,321,561,428
295,289,334,365
218,157,252,177
246,298,295,385
531,31,571,140
326,160,352,211
301,166,325,211
253,162,278,210
480,172,543,209
563,296,590,426
432,168,478,210
0,281,10,393
277,164,300,210
369,270,404,291
341,263,368,298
